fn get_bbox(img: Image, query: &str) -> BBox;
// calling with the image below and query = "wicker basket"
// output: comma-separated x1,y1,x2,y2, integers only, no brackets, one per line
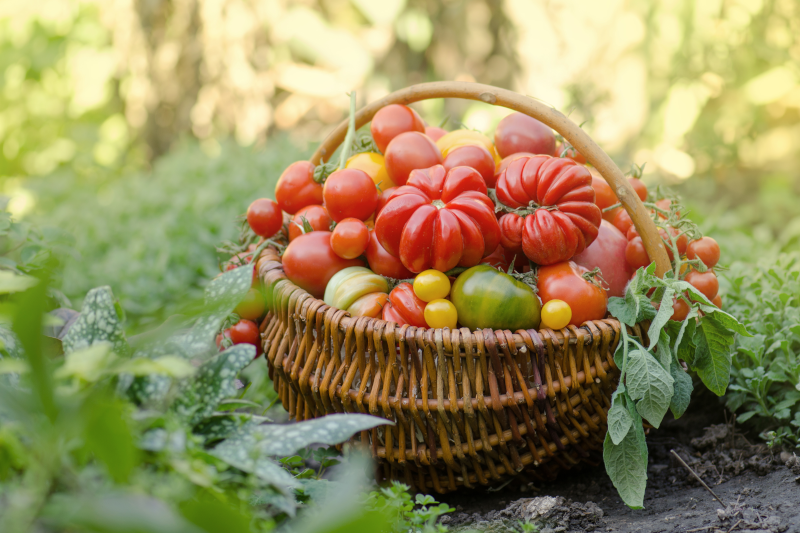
256,82,670,493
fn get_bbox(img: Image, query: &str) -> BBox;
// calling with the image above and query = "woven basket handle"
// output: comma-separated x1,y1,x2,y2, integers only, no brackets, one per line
310,81,670,277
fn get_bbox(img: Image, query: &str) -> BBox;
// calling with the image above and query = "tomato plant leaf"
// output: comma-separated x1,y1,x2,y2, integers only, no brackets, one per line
607,391,633,445
647,287,675,349
691,315,736,396
62,286,130,357
603,416,647,509
626,349,674,428
669,361,693,419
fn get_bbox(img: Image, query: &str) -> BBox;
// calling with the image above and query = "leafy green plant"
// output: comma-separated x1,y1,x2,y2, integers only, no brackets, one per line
364,481,454,533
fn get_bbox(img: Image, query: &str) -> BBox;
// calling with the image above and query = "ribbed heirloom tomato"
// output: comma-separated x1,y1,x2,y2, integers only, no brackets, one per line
282,231,364,298
381,282,426,327
375,165,501,273
537,262,607,326
496,155,602,265
365,230,413,279
275,161,323,215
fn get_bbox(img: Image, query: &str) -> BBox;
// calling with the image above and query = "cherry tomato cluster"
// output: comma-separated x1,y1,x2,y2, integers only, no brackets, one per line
224,103,724,337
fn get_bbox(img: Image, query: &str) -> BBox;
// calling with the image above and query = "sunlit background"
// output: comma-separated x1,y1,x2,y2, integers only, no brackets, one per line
1,0,798,328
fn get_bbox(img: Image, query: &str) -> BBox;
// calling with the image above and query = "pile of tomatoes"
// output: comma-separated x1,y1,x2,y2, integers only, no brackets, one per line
218,104,723,353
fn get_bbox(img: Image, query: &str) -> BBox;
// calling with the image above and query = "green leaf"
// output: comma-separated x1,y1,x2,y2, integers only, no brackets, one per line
603,421,647,509
62,286,130,357
116,355,197,379
81,393,139,484
626,349,674,428
607,393,633,445
608,296,637,327
0,271,38,294
692,315,736,396
701,307,751,337
55,342,116,382
669,361,693,419
0,358,28,374
647,287,675,349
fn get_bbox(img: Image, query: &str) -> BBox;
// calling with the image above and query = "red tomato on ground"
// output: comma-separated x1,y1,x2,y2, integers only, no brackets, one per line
687,237,720,268
424,126,448,142
685,270,719,300
330,218,370,259
370,104,426,153
384,132,443,186
246,198,283,238
235,288,266,321
282,231,364,298
229,319,260,346
537,262,608,326
496,155,601,265
365,230,413,279
494,113,556,158
443,144,496,187
275,161,323,215
288,205,332,242
323,168,378,222
381,282,427,327
573,220,632,298
375,165,500,273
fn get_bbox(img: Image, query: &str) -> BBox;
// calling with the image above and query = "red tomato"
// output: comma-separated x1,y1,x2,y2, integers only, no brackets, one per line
625,236,651,271
288,205,332,242
494,113,556,158
537,262,607,326
330,218,370,259
712,294,722,308
384,132,443,186
627,225,686,261
612,208,633,235
235,288,266,321
275,161,323,215
671,298,690,321
282,231,364,298
629,178,648,201
229,319,260,346
323,168,378,222
375,165,501,273
497,152,537,175
246,198,282,238
425,126,448,142
573,220,632,298
365,230,413,279
481,244,509,271
496,155,602,265
687,237,720,268
381,282,427,327
554,142,587,164
370,104,426,153
443,144,496,187
685,270,719,300
376,186,397,216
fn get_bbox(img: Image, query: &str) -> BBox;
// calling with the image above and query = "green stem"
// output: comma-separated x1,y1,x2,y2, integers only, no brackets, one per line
602,202,622,213
338,91,357,170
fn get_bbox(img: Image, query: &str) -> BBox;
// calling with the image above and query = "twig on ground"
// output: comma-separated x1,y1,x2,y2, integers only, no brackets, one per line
670,449,728,507
726,519,743,533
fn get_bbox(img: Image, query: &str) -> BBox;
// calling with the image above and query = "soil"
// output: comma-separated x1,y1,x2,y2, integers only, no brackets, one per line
438,390,800,532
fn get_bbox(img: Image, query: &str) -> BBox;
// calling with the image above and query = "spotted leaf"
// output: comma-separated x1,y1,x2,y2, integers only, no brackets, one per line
62,287,130,357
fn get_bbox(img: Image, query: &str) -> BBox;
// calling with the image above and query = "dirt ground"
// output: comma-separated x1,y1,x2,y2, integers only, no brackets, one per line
438,390,800,533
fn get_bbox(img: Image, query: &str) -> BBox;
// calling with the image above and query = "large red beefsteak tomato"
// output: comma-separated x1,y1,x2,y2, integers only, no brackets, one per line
496,155,601,265
374,165,501,273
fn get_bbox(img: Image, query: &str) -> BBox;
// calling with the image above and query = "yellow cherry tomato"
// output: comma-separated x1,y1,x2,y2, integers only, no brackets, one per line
413,270,451,302
346,152,396,191
436,129,498,159
424,299,458,329
541,299,572,330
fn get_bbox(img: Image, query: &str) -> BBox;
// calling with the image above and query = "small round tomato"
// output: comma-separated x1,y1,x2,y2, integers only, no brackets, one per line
330,218,370,260
288,205,332,242
346,152,396,191
592,175,620,222
629,178,648,201
413,270,451,302
235,288,266,321
282,231,364,298
555,142,587,163
381,282,427,327
685,270,719,301
671,298,690,321
323,168,378,222
541,299,572,330
370,104,426,153
425,126,448,142
625,236,651,271
365,230,413,279
612,208,634,235
384,132,443,186
537,262,607,326
376,186,397,217
712,294,722,308
275,161,323,215
229,319,260,346
494,112,555,158
687,237,720,268
443,144,496,187
246,198,282,238
424,299,458,329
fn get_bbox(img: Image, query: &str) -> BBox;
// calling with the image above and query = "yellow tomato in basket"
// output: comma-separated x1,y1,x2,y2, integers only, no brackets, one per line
424,299,458,329
346,152,396,191
541,299,572,330
413,270,451,302
436,130,501,165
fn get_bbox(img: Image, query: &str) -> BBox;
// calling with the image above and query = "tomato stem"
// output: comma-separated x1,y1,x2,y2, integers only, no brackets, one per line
602,202,622,213
338,91,357,170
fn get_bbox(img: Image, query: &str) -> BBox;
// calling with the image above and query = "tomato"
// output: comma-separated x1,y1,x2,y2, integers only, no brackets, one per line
670,298,690,321
494,113,556,158
556,142,587,164
497,152,537,175
481,244,510,271
425,126,448,142
323,168,378,222
370,104,426,153
376,186,397,217
687,237,720,268
423,299,458,329
330,218,370,260
537,262,607,326
346,152,396,191
365,230,413,279
592,176,618,214
712,294,722,308
629,178,648,201
282,231,364,298
235,288,266,321
224,252,257,286
443,144,496,187
685,270,719,301
450,264,540,331
496,155,602,265
288,205,332,242
381,282,427,327
229,319,260,346
275,161,323,215
573,220,632,298
348,292,390,318
541,299,572,330
436,130,496,159
413,270,451,302
375,165,501,273
384,132,443,186
246,198,282,238
323,266,388,311
626,225,686,261
612,208,633,235
625,236,651,271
